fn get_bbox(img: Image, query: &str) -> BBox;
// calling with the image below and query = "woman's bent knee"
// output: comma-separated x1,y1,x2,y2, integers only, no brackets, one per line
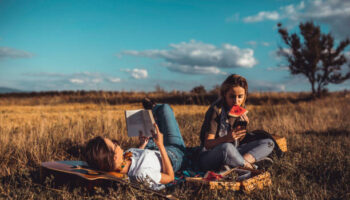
157,104,172,115
219,142,236,152
219,143,245,167
262,138,275,149
248,139,275,161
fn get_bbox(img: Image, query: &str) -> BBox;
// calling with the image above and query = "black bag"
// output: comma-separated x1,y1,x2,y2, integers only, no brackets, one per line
241,129,284,158
184,146,203,171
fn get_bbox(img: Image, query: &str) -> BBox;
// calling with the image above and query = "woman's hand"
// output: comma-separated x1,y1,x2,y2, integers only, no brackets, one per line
152,123,164,148
225,129,247,142
240,113,249,124
138,131,149,149
235,129,247,141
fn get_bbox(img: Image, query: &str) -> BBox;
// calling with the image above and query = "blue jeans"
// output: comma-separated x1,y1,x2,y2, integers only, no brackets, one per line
145,104,186,172
199,138,274,171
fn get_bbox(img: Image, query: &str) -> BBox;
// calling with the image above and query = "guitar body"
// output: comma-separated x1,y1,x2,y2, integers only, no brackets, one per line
40,161,128,189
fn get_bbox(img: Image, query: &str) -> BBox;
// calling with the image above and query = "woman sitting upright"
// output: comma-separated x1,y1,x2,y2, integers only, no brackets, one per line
199,74,276,171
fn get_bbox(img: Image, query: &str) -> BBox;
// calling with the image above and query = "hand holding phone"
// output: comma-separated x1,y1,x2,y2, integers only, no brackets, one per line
233,120,247,131
232,120,248,145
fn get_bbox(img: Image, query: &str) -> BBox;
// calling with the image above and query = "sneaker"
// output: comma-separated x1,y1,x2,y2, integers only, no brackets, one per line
255,157,273,170
142,98,156,110
218,165,231,175
235,168,252,181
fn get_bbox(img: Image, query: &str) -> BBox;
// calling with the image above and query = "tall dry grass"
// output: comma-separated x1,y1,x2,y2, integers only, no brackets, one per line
0,93,349,199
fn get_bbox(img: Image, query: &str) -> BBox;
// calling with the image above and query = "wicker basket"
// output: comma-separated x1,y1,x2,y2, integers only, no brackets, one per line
272,135,287,152
186,177,241,190
241,170,272,193
186,168,271,192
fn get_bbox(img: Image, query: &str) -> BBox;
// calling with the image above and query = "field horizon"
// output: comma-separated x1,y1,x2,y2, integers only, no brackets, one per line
0,91,349,199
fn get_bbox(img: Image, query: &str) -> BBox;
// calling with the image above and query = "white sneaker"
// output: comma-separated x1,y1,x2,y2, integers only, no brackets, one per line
255,157,273,170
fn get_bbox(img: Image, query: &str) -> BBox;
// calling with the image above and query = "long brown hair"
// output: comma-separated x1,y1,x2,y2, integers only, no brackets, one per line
220,74,248,106
85,136,116,171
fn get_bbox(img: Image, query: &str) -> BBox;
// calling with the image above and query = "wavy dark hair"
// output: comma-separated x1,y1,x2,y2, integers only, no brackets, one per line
85,136,116,171
220,74,248,106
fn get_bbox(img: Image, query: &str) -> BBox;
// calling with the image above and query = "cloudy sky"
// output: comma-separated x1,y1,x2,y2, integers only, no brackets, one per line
1,0,349,92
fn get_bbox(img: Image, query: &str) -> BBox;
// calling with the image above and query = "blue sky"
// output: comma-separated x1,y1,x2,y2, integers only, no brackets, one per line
0,0,349,92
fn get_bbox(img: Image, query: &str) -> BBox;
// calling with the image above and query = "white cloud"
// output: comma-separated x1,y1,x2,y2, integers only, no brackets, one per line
246,41,257,46
242,0,350,38
301,0,350,19
267,66,289,71
24,71,122,86
340,51,350,74
108,77,121,83
165,63,227,75
261,42,270,47
92,78,102,83
69,78,84,84
249,80,286,92
131,68,148,79
276,48,292,57
344,52,350,63
69,72,103,85
122,40,257,75
243,11,280,23
269,48,293,62
0,47,34,59
246,41,270,47
22,72,66,77
122,68,148,79
226,13,240,22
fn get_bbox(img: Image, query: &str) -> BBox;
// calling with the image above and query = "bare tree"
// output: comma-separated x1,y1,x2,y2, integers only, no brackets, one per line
278,21,350,97
191,85,206,94
155,84,165,93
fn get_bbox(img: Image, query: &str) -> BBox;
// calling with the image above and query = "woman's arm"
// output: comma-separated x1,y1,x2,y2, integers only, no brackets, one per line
152,124,174,184
240,113,249,124
204,129,247,149
158,145,175,184
138,135,149,149
237,113,249,141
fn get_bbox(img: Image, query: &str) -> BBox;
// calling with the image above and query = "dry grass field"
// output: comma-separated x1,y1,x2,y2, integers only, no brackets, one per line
0,92,349,199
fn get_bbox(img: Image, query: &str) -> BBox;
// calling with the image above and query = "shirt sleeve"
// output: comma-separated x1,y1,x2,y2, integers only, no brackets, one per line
206,106,219,136
134,168,162,190
200,106,220,146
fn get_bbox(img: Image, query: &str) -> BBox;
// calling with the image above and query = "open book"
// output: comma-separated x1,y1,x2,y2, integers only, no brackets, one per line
125,109,155,137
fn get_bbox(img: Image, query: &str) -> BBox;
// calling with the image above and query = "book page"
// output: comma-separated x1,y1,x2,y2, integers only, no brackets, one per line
125,109,154,137
142,110,155,136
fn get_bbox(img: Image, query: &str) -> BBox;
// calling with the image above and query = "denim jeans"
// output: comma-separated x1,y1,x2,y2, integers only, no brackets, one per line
145,104,186,172
199,138,274,171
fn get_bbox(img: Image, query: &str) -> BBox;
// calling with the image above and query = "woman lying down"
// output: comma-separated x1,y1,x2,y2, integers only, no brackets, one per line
84,104,186,190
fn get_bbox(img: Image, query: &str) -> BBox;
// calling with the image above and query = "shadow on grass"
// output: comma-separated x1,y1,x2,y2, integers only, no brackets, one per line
57,139,85,159
248,94,316,105
286,129,350,199
0,167,139,199
303,128,350,137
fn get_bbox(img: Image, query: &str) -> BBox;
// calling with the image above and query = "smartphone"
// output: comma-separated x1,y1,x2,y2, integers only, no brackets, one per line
233,120,247,131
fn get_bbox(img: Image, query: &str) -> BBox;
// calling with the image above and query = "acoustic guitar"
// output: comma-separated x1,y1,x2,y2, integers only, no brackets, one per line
40,160,178,199
40,160,127,188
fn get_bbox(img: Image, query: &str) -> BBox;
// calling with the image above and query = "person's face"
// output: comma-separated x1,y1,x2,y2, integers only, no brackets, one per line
104,138,124,170
224,86,246,108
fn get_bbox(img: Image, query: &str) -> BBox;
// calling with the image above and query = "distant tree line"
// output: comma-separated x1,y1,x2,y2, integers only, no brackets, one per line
0,88,348,106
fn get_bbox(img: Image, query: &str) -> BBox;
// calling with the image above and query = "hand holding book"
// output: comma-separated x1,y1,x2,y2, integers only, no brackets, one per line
138,131,149,149
125,109,155,137
151,123,164,148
